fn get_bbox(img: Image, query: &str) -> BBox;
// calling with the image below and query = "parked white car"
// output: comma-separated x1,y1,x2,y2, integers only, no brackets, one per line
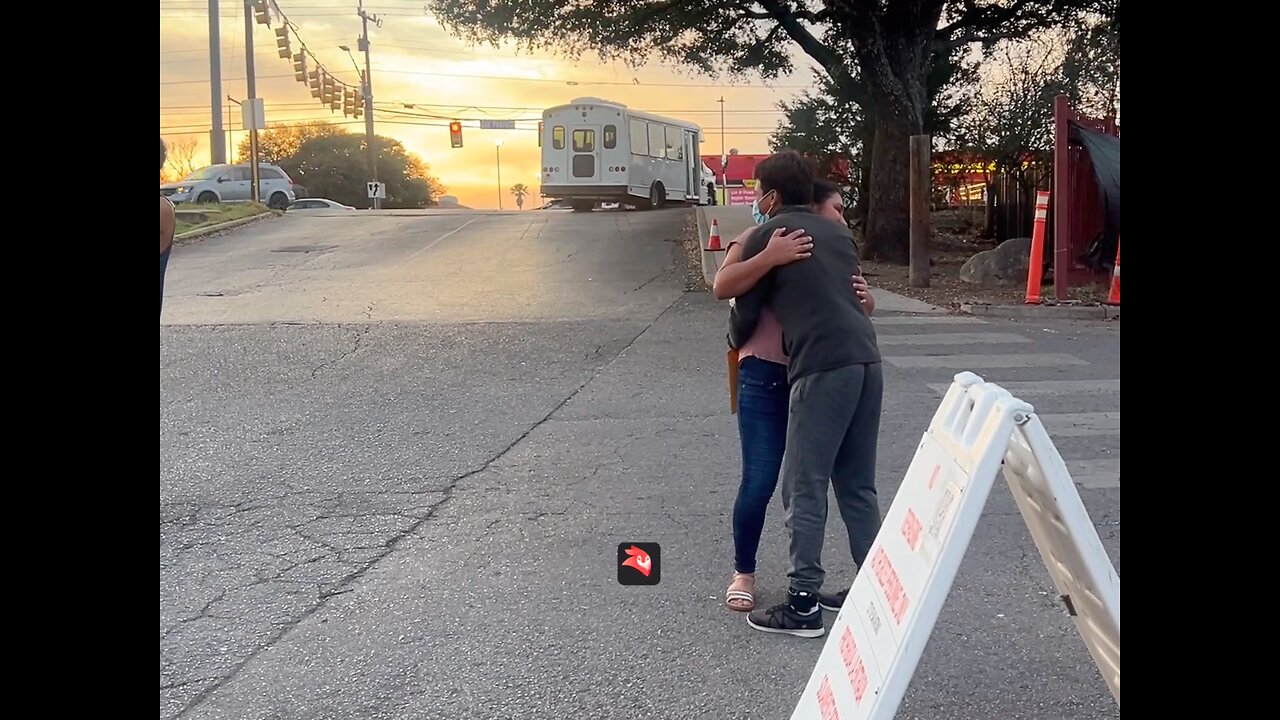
288,198,356,212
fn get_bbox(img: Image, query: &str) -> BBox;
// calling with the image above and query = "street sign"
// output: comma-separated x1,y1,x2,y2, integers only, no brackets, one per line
790,373,1120,719
241,97,266,131
479,119,516,130
366,181,386,199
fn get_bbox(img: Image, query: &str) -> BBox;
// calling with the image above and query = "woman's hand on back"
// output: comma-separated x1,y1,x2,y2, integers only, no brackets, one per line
760,227,813,267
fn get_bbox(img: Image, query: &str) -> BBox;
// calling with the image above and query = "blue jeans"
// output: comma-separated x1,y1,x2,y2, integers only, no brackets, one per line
733,357,790,574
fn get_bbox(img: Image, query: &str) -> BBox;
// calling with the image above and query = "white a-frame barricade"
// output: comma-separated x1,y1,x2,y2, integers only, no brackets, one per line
790,372,1120,720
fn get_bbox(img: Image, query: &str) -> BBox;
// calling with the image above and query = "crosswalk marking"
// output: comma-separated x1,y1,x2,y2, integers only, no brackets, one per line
885,353,1090,369
1063,458,1121,489
1038,412,1120,437
926,379,1120,397
876,311,1117,492
877,332,1032,347
872,315,988,326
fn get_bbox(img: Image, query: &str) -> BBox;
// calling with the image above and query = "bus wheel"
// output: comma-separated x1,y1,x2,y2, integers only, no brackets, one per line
570,200,594,212
649,183,665,210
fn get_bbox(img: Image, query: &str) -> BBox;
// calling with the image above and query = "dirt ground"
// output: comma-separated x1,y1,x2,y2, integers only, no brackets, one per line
860,209,1108,312
680,208,1109,311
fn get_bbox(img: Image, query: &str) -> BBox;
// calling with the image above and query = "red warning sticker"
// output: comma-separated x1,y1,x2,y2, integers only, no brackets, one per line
871,546,910,625
817,675,841,720
901,509,923,551
839,626,870,704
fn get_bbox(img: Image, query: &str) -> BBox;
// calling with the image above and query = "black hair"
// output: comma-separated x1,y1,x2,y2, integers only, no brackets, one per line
754,150,815,206
160,137,168,172
812,178,841,205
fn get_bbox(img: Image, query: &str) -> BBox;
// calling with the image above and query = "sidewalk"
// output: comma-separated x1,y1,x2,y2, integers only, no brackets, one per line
693,206,946,315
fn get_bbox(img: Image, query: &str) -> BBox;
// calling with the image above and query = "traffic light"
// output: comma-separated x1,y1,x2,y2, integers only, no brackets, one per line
293,53,307,83
253,1,270,25
275,27,291,59
321,75,335,105
352,88,363,119
342,88,356,117
449,121,463,149
330,85,343,112
538,121,543,148
309,69,321,99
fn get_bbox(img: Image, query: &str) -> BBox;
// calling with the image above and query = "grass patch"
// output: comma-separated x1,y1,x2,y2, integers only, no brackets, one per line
174,202,270,236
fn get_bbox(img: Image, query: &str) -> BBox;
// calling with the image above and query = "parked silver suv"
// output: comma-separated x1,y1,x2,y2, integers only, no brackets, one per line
160,163,296,210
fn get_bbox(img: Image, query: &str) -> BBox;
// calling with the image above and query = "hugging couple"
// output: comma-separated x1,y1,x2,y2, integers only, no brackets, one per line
713,150,884,638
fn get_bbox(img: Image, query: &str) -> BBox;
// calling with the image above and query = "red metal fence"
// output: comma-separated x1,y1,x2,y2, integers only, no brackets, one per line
1053,94,1120,301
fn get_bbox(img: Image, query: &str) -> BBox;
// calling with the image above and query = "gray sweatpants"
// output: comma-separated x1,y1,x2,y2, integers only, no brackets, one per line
780,362,884,594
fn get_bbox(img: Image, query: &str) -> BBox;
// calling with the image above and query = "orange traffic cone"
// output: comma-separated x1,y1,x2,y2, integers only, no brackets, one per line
1025,191,1050,304
705,219,723,252
1107,238,1120,305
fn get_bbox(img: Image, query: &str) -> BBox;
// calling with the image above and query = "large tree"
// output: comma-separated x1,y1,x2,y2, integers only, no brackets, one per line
770,38,974,231
281,133,445,209
426,0,1097,261
237,121,345,165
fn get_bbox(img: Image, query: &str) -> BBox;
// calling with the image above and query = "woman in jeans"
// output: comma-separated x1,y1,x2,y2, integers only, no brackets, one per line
712,179,875,612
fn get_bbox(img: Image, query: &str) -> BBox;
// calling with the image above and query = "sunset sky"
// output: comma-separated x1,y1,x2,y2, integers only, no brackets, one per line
159,0,822,209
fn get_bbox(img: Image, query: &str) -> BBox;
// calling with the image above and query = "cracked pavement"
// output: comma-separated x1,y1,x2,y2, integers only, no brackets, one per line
161,208,1119,719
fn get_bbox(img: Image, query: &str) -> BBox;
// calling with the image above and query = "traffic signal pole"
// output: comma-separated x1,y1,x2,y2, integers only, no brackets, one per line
243,0,260,203
358,0,378,210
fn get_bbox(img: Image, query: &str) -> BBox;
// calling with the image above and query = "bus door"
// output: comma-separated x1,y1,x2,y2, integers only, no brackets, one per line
684,131,699,201
569,126,600,184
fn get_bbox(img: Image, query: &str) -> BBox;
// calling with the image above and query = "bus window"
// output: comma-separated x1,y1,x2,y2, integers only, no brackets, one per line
629,119,648,156
553,126,565,150
665,126,682,161
573,129,596,152
648,124,665,160
603,125,617,150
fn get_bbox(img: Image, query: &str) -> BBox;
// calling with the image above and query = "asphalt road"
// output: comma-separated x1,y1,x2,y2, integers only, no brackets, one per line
160,207,1120,720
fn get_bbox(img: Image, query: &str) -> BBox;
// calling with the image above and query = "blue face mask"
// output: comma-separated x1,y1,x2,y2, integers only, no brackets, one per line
752,191,775,225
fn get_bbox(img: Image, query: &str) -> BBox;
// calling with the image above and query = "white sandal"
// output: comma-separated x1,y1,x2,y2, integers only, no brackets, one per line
725,572,756,612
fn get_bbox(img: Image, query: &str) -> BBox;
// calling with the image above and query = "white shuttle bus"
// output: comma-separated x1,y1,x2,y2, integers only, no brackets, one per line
540,97,714,211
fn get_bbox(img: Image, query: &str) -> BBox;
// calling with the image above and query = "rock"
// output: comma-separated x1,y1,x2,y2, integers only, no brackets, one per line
960,237,1032,287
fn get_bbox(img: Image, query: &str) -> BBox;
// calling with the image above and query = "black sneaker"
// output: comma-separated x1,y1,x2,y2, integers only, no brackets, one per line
746,590,825,638
819,587,849,612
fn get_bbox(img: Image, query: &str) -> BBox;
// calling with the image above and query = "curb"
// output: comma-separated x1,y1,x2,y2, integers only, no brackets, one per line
961,302,1120,320
176,210,277,242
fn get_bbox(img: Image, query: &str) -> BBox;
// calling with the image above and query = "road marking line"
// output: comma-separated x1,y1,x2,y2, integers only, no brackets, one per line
873,316,989,326
885,353,1088,368
1039,412,1120,437
877,332,1032,347
926,379,1120,396
404,218,480,262
1062,458,1121,489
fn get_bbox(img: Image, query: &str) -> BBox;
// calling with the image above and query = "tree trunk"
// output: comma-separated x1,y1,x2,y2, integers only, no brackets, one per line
847,0,941,263
861,98,915,263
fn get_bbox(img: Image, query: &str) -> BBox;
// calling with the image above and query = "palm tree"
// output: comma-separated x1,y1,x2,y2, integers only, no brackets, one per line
510,183,529,210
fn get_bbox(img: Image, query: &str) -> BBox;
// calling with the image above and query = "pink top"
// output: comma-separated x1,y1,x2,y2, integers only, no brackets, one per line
738,307,788,366
727,237,788,366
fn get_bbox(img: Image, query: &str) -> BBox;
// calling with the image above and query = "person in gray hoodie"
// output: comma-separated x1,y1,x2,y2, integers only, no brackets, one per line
731,151,884,639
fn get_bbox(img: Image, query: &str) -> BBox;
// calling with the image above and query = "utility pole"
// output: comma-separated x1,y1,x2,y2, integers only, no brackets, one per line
243,0,260,203
208,0,226,164
717,97,727,205
227,96,241,163
358,0,379,210
496,142,503,210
